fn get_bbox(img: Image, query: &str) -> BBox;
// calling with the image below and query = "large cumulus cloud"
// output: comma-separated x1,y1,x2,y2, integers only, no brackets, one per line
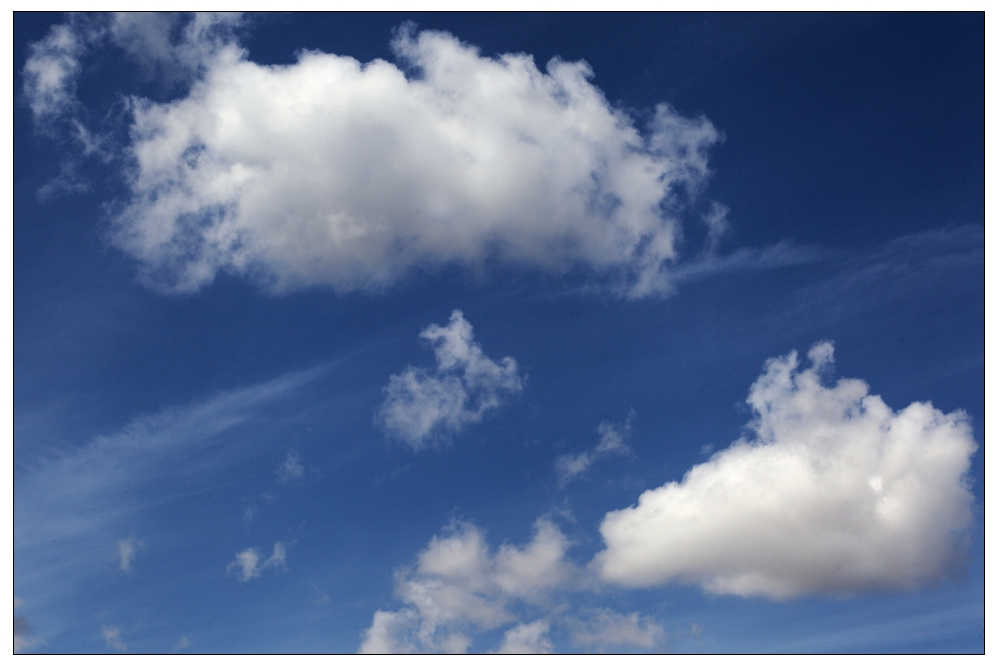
25,15,721,297
594,342,978,599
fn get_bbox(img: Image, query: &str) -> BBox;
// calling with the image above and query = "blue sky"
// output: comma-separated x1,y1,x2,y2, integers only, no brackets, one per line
13,12,984,654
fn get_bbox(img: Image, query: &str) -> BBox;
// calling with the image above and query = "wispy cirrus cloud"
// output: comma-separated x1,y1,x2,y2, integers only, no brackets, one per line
14,364,327,627
556,411,635,484
377,310,524,449
15,365,325,553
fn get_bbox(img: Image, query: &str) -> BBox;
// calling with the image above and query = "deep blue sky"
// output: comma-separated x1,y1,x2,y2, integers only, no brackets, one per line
13,12,983,654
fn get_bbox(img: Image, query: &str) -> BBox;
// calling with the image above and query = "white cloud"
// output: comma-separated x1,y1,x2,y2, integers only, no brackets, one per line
568,608,665,652
277,450,304,482
594,342,978,599
101,624,127,652
556,411,634,484
15,365,323,557
227,542,287,582
108,12,244,78
174,635,191,652
494,620,553,654
117,535,144,572
701,201,730,254
377,310,524,449
358,517,573,653
358,609,422,654
23,14,243,127
24,19,717,296
22,21,87,123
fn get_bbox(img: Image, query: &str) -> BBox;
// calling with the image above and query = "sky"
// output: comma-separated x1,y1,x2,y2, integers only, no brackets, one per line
12,12,985,655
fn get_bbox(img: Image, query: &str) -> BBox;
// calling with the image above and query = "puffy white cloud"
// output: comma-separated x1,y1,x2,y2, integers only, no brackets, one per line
594,342,978,599
31,20,713,296
101,624,127,652
358,517,573,653
358,609,422,654
556,411,634,484
568,609,665,652
22,21,87,123
378,310,524,449
227,542,287,582
117,535,144,572
494,620,553,654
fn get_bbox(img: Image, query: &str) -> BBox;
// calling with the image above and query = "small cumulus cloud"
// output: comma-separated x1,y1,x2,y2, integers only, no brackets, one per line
101,624,127,652
359,517,574,653
494,620,553,654
568,608,666,652
377,310,524,449
594,342,979,599
117,535,144,572
174,635,191,652
556,411,634,484
227,542,287,582
22,20,87,125
277,450,304,483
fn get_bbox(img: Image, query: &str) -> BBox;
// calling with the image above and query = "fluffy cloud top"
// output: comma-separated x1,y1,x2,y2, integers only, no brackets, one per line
227,542,287,582
25,16,721,297
494,620,553,654
378,310,524,449
359,517,574,653
594,342,978,599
